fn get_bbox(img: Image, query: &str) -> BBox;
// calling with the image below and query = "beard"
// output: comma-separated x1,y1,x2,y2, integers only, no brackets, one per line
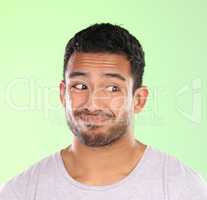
65,108,130,148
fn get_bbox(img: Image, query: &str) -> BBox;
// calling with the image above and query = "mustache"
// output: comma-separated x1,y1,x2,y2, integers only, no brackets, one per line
74,109,115,119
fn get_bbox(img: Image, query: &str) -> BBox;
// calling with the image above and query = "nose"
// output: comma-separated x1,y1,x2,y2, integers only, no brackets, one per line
84,87,108,112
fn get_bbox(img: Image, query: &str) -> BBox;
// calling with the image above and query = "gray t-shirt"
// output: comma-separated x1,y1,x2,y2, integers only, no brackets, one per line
0,145,207,200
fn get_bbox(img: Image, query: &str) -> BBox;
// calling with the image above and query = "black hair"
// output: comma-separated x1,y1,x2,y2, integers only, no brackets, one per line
63,23,145,94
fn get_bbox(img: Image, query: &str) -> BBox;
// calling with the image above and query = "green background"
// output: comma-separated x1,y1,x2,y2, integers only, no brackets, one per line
0,0,207,183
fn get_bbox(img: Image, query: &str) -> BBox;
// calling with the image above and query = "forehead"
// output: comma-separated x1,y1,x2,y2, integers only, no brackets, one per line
67,52,131,75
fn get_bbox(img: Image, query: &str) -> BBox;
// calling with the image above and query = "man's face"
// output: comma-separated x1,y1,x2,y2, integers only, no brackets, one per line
60,52,143,147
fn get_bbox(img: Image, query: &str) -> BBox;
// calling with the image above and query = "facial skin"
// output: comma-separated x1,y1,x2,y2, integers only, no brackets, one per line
59,52,149,185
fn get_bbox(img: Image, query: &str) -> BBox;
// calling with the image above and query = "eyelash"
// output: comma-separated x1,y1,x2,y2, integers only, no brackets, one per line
71,83,121,92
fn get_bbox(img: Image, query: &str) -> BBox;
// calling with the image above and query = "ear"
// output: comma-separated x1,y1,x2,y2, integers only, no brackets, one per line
133,85,149,113
59,80,66,107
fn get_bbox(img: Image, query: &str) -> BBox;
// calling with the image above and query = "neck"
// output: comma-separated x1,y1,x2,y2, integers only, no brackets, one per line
61,131,147,182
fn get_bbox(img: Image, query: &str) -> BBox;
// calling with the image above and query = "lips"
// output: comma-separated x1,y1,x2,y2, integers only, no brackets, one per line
78,114,110,125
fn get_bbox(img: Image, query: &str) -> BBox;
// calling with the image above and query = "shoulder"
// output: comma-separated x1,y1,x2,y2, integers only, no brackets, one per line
0,151,58,199
149,146,207,200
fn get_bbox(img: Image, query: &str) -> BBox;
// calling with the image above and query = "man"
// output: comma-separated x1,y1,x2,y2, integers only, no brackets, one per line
1,23,207,200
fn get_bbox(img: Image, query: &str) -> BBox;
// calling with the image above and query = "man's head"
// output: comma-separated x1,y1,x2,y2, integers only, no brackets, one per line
59,23,148,148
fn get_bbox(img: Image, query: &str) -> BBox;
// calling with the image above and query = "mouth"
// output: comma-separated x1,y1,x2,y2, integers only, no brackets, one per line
78,114,111,126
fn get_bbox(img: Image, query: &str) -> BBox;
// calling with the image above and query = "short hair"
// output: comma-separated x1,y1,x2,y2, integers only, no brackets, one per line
63,23,145,94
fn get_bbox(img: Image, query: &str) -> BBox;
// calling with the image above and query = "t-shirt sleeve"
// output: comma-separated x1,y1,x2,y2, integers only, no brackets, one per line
0,182,20,200
0,162,40,200
177,164,207,200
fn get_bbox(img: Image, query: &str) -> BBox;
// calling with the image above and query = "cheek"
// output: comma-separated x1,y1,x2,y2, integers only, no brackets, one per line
66,91,88,112
109,94,129,113
113,108,131,125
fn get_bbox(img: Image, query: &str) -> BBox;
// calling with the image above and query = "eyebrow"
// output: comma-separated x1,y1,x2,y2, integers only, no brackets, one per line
69,71,126,82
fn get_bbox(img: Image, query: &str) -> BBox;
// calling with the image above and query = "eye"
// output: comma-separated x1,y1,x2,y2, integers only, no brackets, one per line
106,85,120,92
71,83,88,91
